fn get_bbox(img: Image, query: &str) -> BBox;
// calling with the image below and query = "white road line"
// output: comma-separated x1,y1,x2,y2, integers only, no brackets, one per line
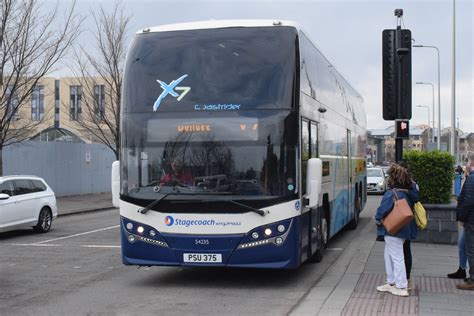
34,225,120,244
11,243,62,247
81,245,121,248
326,247,344,251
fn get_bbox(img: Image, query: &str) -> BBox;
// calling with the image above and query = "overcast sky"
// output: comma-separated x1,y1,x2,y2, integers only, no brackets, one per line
58,0,473,132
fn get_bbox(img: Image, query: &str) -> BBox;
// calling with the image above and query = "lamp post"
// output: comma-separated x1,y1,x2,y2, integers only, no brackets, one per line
413,45,441,150
417,105,430,148
415,82,435,143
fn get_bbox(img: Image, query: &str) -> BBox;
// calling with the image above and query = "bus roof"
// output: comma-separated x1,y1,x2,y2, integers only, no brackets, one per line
139,20,301,34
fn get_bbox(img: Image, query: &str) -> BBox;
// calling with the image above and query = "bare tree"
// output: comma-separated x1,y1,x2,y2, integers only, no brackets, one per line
69,1,131,159
0,0,82,176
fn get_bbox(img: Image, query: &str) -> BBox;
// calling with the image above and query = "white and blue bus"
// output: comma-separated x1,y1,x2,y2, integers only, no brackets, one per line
112,20,367,269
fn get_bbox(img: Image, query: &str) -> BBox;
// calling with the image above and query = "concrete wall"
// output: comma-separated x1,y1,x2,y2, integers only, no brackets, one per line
415,202,458,244
4,142,115,197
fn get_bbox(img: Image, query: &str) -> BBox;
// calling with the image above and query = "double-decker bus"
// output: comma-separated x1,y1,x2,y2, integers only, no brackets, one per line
112,20,367,269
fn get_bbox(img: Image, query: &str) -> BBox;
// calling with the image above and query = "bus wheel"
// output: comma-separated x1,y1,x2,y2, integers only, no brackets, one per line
348,195,361,230
309,214,328,263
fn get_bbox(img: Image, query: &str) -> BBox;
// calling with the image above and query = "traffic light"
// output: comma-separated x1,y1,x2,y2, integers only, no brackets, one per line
382,29,412,120
395,120,409,139
397,29,412,120
382,30,397,120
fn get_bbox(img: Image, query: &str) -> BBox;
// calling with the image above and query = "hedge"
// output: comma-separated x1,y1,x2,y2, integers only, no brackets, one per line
404,150,455,204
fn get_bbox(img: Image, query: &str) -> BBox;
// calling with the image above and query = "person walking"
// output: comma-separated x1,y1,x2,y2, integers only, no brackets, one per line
375,163,418,297
456,155,474,290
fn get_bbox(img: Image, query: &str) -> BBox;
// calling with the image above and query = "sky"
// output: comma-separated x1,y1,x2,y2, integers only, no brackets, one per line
53,0,473,132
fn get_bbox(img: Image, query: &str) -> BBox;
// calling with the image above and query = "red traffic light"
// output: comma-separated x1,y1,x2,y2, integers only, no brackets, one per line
395,120,410,139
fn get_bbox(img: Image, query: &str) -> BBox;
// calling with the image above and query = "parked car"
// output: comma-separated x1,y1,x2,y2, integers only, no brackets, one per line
0,175,58,233
367,167,387,194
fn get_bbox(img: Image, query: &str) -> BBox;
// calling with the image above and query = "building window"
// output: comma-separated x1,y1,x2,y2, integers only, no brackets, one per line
70,85,82,121
94,85,105,121
6,85,19,120
31,85,44,121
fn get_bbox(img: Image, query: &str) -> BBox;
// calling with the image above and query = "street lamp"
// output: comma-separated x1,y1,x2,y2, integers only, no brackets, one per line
413,44,441,150
415,82,435,143
416,105,431,147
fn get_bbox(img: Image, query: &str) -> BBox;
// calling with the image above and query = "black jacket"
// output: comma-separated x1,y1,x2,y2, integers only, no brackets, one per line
457,171,474,224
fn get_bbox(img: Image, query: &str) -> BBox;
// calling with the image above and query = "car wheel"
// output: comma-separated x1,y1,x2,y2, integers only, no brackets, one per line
34,208,52,233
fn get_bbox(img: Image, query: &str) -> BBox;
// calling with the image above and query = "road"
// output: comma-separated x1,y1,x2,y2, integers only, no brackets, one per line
0,196,382,315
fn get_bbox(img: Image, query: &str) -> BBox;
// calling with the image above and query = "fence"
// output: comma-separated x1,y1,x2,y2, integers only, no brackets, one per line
3,142,116,197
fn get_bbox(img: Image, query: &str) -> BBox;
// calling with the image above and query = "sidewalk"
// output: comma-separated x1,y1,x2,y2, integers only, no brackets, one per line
291,216,474,316
56,192,115,216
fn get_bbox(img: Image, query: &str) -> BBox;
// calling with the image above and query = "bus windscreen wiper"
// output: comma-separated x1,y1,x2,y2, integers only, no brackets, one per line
226,200,268,217
139,193,178,214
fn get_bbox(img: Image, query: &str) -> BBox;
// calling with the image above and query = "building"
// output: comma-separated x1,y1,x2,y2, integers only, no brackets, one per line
5,77,115,144
367,124,454,163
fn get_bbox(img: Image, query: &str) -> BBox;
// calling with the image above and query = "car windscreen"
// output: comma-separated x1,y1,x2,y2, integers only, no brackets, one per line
367,169,383,177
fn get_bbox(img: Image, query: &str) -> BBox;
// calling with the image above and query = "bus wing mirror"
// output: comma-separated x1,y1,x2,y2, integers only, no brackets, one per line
111,161,120,208
304,158,322,208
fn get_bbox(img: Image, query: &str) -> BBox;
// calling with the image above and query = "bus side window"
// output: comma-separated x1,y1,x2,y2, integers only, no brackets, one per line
310,122,318,158
302,119,310,195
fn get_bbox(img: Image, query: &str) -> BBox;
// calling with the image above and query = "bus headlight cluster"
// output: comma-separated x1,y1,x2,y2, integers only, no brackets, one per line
239,220,292,249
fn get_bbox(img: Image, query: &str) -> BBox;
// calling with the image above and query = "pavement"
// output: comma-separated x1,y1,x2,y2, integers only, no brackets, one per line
56,192,114,216
56,193,474,315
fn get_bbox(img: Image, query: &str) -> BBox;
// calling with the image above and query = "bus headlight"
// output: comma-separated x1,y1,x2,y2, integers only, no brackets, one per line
137,226,145,234
149,230,156,237
275,237,283,245
128,235,136,243
277,225,285,233
264,228,272,236
126,223,133,230
252,232,259,239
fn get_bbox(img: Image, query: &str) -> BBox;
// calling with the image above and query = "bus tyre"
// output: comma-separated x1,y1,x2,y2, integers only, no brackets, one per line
309,216,327,263
34,208,52,233
348,195,361,230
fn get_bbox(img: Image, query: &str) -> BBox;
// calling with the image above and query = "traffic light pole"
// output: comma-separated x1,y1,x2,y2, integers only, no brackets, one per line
395,24,403,162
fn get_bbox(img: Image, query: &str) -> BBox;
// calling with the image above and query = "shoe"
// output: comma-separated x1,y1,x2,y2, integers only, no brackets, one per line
447,267,466,279
456,280,474,290
376,283,394,292
376,235,385,242
389,287,409,297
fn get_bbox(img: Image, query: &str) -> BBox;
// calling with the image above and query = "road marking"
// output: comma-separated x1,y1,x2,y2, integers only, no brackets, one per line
326,247,344,251
81,245,121,248
11,243,62,247
34,225,120,244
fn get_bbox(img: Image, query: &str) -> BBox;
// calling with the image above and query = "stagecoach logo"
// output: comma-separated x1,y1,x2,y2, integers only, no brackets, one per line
153,74,191,111
164,216,175,226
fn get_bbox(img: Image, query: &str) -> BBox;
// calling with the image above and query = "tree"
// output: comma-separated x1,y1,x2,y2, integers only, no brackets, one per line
0,0,81,176
68,1,131,159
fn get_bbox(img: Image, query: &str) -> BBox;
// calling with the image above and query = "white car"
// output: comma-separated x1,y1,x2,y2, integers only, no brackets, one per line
367,167,387,194
0,175,58,233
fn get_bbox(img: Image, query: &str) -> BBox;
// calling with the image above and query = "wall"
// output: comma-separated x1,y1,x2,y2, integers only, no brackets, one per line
3,141,115,197
415,202,458,244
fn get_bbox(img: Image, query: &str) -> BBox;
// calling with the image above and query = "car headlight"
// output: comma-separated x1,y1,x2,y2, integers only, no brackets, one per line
377,180,384,186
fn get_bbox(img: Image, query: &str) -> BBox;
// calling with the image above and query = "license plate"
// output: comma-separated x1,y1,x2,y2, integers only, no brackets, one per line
183,253,222,263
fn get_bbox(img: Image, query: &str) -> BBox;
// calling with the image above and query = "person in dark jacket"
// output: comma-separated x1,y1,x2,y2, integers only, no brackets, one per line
456,155,474,290
375,163,418,297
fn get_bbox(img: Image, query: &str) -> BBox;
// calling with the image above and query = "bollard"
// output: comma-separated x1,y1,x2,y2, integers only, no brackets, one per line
454,174,462,196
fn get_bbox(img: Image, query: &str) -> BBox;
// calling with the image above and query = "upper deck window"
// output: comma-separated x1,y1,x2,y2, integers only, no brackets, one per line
123,26,297,113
